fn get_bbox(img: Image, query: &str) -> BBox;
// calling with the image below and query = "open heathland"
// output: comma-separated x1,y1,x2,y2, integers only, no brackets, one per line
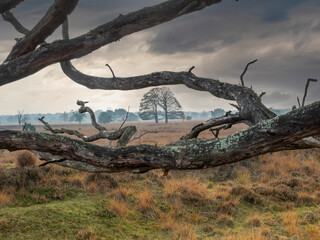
0,121,320,239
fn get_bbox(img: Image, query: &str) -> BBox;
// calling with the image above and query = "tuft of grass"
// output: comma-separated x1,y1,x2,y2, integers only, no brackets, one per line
212,184,231,200
75,227,98,240
235,169,251,186
135,188,158,218
260,152,300,177
296,191,316,206
218,199,239,216
162,177,214,204
108,198,132,218
283,211,301,237
86,181,99,194
231,227,271,240
0,187,14,207
173,223,198,240
15,151,38,168
245,214,262,228
68,173,86,188
0,217,9,230
301,155,320,175
306,224,320,240
158,211,176,231
217,214,234,228
108,186,133,202
187,212,203,224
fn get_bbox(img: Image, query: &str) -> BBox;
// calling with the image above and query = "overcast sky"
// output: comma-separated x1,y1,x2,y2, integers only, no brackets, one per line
0,0,319,115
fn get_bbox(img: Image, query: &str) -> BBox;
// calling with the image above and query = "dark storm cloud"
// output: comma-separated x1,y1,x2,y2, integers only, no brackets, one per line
147,0,317,54
0,0,319,114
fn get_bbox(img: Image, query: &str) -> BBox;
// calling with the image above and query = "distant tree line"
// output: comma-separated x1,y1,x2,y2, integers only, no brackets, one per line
97,108,139,124
0,107,290,125
0,109,139,125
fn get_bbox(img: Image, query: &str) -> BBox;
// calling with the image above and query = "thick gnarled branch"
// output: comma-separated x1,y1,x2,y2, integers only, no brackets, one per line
0,0,223,84
5,0,79,61
1,101,320,172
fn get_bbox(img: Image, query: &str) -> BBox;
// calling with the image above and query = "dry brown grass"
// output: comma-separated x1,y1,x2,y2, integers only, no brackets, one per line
0,149,17,165
0,217,9,230
301,155,320,175
0,187,14,207
158,210,176,231
217,214,234,228
162,177,214,204
283,211,301,237
246,215,263,228
212,184,232,200
15,150,39,168
259,152,300,177
296,191,317,206
75,227,98,240
108,198,132,217
135,188,157,213
218,198,239,216
306,224,320,240
108,186,133,202
67,173,86,188
173,223,198,240
235,169,251,186
224,227,271,240
158,208,199,240
86,182,99,194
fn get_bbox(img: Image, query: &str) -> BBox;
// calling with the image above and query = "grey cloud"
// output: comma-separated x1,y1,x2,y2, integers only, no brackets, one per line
0,0,319,114
147,0,317,55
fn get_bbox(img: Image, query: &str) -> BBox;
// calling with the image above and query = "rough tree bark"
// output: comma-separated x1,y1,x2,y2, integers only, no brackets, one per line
0,0,222,85
0,0,319,173
0,101,320,173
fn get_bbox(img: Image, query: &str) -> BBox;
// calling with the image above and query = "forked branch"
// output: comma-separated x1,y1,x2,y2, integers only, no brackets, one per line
39,101,137,147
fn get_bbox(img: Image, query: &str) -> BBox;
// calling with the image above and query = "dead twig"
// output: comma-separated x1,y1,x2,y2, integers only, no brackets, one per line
106,64,116,78
302,78,317,107
240,59,258,86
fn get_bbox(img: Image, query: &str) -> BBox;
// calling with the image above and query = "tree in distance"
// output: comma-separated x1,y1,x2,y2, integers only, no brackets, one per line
139,87,184,123
113,108,127,122
98,111,113,124
139,88,160,123
127,113,139,122
69,111,85,124
157,87,184,123
211,108,226,118
60,111,69,122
